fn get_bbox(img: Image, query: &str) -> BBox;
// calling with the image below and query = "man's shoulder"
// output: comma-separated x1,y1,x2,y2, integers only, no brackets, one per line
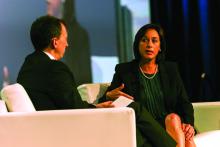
24,51,49,62
24,51,69,71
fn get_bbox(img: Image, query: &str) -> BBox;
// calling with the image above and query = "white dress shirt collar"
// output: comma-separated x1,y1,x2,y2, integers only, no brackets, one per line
43,51,56,60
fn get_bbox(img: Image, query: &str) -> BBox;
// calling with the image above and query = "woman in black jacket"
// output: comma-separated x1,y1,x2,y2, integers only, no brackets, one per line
100,24,196,147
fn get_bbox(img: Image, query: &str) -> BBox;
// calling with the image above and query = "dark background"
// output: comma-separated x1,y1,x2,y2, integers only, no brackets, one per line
150,0,220,101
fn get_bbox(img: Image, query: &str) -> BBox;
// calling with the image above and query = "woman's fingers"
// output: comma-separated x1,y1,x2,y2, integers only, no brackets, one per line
183,124,195,141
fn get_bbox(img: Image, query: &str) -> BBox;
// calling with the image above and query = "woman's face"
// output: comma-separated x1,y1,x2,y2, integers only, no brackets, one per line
138,29,161,62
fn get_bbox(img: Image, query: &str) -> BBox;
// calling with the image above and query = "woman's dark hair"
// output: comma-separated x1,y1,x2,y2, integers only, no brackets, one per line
133,23,166,63
30,15,66,51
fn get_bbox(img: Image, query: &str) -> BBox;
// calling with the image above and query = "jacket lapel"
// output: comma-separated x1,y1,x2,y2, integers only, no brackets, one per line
128,60,141,101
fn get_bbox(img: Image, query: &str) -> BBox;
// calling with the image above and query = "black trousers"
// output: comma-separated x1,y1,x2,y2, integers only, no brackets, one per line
128,102,176,147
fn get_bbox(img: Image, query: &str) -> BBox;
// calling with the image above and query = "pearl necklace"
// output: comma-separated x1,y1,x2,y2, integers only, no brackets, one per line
139,64,158,79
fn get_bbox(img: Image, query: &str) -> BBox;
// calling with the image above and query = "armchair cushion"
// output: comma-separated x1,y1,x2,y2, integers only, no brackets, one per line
194,130,220,147
0,83,36,112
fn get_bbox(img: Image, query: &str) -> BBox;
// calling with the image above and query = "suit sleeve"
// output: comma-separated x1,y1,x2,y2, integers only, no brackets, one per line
174,64,194,126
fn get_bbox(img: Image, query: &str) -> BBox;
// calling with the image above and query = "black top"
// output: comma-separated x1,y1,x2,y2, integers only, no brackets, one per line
139,71,167,127
17,51,94,110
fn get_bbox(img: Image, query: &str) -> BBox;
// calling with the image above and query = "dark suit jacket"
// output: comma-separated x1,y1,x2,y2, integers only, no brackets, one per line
17,51,94,110
100,60,194,126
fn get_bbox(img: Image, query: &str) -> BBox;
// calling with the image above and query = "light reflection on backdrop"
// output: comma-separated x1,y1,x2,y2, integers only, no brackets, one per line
92,0,150,83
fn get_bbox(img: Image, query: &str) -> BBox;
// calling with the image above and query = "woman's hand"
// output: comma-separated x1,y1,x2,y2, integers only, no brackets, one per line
106,83,134,100
182,123,195,141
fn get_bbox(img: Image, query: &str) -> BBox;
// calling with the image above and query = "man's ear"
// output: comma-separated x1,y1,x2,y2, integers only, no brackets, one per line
51,38,57,49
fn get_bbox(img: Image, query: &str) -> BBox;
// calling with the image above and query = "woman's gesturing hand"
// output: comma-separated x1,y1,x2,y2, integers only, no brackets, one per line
106,83,134,100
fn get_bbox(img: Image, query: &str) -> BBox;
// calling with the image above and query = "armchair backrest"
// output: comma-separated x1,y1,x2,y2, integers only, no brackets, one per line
0,100,8,113
77,83,110,104
192,102,220,133
0,83,36,112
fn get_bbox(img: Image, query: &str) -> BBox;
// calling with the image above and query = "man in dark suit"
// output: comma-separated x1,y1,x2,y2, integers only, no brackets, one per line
17,15,112,110
17,15,176,147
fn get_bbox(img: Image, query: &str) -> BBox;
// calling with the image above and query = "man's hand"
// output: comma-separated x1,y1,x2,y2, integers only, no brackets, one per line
95,101,114,108
106,83,133,100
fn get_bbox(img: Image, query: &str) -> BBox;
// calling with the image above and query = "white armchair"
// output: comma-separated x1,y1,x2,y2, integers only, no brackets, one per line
0,83,136,147
192,102,220,146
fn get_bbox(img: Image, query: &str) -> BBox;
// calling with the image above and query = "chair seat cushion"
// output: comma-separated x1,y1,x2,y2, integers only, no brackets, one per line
194,130,220,147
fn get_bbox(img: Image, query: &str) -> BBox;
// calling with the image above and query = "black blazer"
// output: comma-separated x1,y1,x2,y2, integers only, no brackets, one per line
17,51,94,110
100,60,194,126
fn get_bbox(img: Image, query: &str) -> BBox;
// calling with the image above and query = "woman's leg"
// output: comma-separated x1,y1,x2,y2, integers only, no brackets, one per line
165,113,185,147
128,102,176,147
165,113,196,147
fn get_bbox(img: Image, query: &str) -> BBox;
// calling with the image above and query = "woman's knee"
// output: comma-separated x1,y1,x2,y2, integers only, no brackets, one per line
165,113,182,128
165,113,185,146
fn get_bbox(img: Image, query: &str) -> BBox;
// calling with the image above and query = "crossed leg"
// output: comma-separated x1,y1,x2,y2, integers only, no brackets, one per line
165,113,196,147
